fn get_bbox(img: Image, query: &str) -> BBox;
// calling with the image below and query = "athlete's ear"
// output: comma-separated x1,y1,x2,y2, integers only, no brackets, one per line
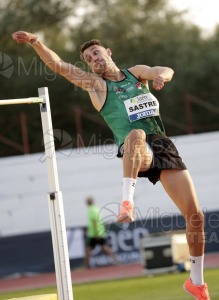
106,48,112,56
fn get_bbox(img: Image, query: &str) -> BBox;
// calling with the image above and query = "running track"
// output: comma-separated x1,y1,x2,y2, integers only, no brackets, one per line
0,253,219,293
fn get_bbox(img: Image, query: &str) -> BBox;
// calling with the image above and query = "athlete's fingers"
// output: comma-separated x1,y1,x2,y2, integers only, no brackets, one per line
153,75,165,90
12,31,30,43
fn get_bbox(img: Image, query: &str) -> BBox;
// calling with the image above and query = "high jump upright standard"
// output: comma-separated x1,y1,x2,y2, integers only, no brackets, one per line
0,87,74,300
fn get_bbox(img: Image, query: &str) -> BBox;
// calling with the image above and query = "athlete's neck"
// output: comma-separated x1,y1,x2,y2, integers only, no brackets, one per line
102,67,125,82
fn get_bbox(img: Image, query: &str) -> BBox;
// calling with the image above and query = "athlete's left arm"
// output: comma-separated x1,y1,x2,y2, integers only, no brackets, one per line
130,65,174,90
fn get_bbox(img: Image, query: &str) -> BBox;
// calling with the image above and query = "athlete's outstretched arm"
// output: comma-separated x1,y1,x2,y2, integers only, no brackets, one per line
12,31,96,90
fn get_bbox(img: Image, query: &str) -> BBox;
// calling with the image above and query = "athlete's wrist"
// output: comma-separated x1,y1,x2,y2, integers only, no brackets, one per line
29,35,39,45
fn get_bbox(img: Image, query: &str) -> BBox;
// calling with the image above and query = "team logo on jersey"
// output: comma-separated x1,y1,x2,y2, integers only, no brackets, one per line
114,86,126,94
130,97,137,103
135,82,142,89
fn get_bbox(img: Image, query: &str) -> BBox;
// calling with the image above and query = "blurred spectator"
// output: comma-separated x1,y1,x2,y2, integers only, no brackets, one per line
84,197,117,268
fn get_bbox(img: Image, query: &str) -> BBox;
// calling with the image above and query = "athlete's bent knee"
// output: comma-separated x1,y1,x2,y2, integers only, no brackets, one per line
186,211,204,230
126,129,146,143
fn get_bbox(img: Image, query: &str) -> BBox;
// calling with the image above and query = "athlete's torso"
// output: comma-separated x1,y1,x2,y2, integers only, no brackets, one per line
100,69,165,146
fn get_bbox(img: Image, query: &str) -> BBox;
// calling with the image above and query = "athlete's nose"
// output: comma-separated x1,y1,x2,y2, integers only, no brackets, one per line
94,57,99,62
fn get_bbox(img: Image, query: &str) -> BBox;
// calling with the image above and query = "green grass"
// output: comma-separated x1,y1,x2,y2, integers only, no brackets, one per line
1,269,219,300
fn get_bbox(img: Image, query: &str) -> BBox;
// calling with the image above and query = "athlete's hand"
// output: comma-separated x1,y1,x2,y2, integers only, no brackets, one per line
12,31,36,44
153,75,164,90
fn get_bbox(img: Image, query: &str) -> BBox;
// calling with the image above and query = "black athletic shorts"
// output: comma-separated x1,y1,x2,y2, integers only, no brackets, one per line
86,237,107,249
117,134,187,185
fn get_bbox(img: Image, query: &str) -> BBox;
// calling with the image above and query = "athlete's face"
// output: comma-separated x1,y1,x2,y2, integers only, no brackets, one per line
83,45,112,74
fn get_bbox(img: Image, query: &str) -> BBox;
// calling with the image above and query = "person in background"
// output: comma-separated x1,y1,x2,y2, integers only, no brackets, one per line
84,197,117,268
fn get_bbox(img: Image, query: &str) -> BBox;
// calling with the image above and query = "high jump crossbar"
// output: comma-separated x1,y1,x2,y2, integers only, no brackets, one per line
0,87,74,300
0,97,44,105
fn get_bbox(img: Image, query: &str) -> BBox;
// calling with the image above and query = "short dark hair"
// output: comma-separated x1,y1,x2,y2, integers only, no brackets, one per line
86,197,94,206
80,39,104,60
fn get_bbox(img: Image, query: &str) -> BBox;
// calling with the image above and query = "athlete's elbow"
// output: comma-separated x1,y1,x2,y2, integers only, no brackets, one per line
43,60,61,75
55,62,71,77
169,67,174,77
166,67,174,81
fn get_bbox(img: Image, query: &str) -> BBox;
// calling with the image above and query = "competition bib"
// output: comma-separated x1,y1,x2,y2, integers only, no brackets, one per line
124,93,159,122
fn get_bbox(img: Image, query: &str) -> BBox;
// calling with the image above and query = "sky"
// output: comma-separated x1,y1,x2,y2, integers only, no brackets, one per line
169,0,219,34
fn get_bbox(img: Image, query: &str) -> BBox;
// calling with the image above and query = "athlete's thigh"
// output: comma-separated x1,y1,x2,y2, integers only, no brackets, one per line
160,169,200,215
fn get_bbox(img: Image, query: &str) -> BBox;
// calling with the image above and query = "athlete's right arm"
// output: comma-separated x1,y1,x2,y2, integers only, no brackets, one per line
12,31,98,91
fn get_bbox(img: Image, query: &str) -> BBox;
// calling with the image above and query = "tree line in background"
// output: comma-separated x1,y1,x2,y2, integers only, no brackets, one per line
0,0,219,157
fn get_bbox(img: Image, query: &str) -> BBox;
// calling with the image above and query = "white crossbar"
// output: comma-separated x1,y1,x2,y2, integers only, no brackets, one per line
0,97,44,105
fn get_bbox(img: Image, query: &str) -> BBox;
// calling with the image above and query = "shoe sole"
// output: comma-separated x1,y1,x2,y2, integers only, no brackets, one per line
183,284,198,300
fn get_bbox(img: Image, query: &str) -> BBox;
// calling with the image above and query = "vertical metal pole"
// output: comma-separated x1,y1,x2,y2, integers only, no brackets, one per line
38,87,73,300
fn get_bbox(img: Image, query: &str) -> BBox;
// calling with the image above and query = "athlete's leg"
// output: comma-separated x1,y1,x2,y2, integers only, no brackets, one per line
118,129,153,222
123,129,153,178
160,169,211,299
160,169,204,257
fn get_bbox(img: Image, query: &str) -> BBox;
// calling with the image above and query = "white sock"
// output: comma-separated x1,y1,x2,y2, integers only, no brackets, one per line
190,255,204,286
122,177,137,203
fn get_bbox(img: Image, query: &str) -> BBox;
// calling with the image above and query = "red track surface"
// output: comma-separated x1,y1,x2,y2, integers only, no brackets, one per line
0,253,219,293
